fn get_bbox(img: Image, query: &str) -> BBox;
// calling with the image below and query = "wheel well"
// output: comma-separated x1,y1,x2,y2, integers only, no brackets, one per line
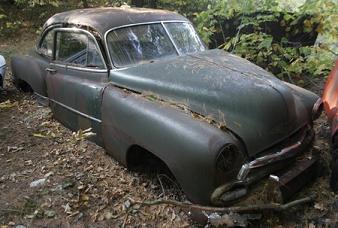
126,145,173,175
15,78,33,93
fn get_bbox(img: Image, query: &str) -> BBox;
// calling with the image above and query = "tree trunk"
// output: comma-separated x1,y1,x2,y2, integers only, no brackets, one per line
82,0,89,8
131,0,144,7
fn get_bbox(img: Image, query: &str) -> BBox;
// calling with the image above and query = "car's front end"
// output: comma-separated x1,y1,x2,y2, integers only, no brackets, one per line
0,55,6,88
105,19,322,205
211,124,319,205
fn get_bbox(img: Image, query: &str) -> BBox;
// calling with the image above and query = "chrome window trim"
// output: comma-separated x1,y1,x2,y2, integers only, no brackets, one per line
161,22,181,55
53,27,108,70
36,24,61,58
50,62,108,73
104,20,189,68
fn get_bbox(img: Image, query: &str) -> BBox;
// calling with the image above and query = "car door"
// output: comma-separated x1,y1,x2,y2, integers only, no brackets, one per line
46,28,108,145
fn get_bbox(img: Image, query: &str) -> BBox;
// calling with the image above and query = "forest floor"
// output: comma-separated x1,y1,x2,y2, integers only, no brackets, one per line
0,33,337,227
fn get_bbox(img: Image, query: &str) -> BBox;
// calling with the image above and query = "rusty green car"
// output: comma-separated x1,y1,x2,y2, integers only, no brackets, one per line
11,7,323,205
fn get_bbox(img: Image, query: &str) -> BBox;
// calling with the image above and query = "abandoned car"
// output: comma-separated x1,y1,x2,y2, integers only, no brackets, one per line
0,55,6,88
11,8,323,205
323,60,338,192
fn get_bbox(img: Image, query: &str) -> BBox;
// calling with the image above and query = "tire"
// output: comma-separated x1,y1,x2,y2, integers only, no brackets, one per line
330,149,338,193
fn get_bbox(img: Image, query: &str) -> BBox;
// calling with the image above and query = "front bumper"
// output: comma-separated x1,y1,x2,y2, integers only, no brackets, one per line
211,125,316,205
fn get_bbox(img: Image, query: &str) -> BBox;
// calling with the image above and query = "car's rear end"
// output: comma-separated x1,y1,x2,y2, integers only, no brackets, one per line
0,55,6,88
323,60,338,191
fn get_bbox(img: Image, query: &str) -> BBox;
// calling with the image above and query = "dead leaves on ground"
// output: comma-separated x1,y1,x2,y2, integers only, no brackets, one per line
0,100,17,109
1,98,188,226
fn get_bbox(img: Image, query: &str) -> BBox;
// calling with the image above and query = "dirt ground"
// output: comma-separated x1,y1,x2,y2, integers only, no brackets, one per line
0,35,338,227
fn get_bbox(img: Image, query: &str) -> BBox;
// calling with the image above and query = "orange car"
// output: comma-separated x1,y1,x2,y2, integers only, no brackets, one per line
323,59,338,191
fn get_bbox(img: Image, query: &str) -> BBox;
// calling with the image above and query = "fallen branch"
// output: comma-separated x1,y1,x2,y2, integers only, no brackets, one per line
129,194,315,214
0,208,21,213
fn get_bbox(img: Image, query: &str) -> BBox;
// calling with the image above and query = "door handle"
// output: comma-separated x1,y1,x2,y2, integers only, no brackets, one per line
45,68,57,74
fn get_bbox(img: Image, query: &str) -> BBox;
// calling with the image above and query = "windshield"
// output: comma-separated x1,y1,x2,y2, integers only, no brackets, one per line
106,22,205,67
164,22,205,54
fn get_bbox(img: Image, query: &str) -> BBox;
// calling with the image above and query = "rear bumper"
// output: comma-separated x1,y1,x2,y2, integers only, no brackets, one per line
211,125,315,205
0,65,6,87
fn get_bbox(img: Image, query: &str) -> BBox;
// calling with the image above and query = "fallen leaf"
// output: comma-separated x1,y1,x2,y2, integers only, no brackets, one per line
81,194,89,202
29,178,46,188
314,203,325,211
62,203,72,214
45,210,56,218
33,133,48,138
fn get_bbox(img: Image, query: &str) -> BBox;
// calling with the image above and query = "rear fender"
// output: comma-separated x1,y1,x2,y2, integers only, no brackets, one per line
11,54,48,96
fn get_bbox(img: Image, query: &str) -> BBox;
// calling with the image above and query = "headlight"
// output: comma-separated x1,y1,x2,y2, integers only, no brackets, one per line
216,144,242,173
312,98,323,120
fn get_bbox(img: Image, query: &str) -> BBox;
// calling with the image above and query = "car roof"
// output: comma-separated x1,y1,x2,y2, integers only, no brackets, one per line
43,7,189,37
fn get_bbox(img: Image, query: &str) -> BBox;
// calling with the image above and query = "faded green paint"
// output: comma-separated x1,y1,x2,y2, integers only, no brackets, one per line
109,49,318,157
10,7,321,205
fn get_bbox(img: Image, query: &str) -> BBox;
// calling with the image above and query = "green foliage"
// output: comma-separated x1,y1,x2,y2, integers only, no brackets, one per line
0,0,336,84
157,0,212,18
14,0,60,7
222,32,334,84
194,0,337,84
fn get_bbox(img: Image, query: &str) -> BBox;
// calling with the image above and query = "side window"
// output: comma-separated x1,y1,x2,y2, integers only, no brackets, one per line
55,31,105,69
39,30,54,58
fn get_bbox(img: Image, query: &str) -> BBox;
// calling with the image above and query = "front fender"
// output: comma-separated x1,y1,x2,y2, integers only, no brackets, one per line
101,85,243,204
284,82,319,120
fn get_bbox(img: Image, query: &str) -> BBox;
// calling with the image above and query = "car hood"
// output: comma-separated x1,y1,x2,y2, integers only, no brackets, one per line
109,49,313,157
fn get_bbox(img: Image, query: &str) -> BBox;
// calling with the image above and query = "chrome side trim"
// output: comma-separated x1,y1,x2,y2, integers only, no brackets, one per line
50,98,102,123
34,92,49,100
34,92,49,106
237,126,309,180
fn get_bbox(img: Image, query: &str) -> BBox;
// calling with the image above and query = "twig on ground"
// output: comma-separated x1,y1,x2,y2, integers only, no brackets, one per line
0,208,22,213
129,194,315,214
157,174,166,197
157,174,182,194
121,210,130,228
